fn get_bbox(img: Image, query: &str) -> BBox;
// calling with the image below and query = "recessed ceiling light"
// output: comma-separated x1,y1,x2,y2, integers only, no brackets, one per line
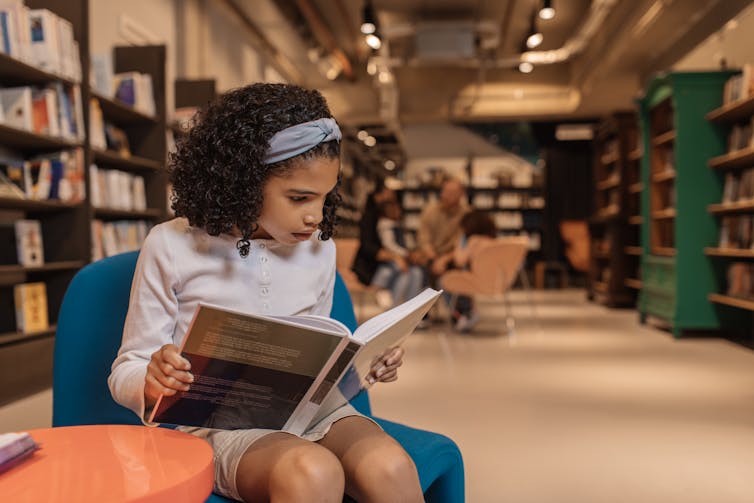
519,62,534,73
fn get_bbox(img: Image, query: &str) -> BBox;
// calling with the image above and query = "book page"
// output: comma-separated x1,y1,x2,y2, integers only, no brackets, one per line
353,288,441,343
151,305,346,430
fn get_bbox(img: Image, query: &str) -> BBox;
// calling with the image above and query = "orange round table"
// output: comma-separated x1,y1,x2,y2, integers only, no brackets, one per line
0,424,214,503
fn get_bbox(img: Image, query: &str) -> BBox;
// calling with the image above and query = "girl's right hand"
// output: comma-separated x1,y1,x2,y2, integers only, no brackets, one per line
144,344,193,408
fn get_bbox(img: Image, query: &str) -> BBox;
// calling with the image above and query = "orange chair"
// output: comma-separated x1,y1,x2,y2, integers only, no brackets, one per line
439,236,533,331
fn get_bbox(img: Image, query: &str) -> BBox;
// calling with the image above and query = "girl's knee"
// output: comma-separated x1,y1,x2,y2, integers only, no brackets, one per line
270,443,345,498
370,445,418,485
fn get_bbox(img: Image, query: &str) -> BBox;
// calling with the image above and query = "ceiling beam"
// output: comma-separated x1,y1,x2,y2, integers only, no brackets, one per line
294,0,356,80
218,0,304,84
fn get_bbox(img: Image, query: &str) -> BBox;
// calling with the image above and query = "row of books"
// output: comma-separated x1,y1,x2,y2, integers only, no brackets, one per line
722,64,754,105
727,262,754,298
0,83,84,141
722,168,754,203
89,99,134,156
0,219,43,266
0,3,81,82
0,148,84,202
89,164,147,211
90,52,155,117
719,215,754,249
91,219,150,262
727,118,754,153
470,192,545,210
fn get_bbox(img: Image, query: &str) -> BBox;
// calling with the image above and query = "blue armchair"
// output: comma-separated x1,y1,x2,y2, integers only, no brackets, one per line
53,251,464,502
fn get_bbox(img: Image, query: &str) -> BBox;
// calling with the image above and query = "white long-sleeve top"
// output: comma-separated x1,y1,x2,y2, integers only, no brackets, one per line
108,217,336,422
376,217,409,257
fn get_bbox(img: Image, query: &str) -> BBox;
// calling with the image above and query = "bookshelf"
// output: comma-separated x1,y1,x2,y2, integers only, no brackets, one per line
637,71,734,337
704,71,754,327
0,1,167,405
89,46,167,259
588,112,640,307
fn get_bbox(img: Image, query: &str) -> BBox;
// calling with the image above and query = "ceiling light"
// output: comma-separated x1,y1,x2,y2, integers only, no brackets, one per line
384,160,396,170
518,62,534,73
377,70,392,84
357,130,369,141
525,13,543,49
361,1,377,35
364,136,377,147
539,0,555,20
526,31,543,49
365,33,382,50
366,60,377,75
555,124,594,141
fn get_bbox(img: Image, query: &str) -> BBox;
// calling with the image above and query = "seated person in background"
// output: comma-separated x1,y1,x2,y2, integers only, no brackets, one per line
352,181,397,286
417,178,469,286
439,210,497,332
371,199,425,308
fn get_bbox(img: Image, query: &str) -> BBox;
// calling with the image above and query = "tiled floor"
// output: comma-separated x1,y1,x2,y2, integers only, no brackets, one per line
3,289,754,502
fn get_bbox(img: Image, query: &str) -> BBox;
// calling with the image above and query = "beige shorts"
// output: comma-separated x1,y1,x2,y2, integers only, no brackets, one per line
177,404,378,500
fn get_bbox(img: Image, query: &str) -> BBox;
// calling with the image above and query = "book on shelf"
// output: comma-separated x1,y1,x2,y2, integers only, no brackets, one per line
14,281,48,333
727,262,754,297
114,71,155,116
0,86,32,131
91,219,150,261
89,164,147,211
719,216,754,249
0,432,39,474
14,219,43,266
722,172,741,203
22,148,84,202
150,288,441,432
723,65,754,105
0,166,23,198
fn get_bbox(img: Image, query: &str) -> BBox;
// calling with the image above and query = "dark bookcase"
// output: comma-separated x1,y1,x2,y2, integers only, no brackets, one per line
588,112,640,307
0,0,167,404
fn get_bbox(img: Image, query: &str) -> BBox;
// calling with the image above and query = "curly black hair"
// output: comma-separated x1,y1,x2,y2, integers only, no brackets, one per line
168,83,341,256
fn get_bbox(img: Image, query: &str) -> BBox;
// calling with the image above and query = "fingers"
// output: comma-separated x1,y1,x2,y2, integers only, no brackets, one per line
368,346,404,384
147,345,194,394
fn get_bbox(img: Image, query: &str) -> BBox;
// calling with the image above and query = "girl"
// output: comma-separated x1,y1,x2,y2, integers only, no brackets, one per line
108,83,423,503
371,199,425,308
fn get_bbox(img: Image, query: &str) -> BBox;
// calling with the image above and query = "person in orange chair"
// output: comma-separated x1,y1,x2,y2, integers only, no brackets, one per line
108,83,423,503
438,210,497,332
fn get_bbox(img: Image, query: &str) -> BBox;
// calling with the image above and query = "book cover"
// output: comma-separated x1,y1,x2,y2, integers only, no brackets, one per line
14,281,49,333
0,86,32,131
14,219,43,266
0,432,39,474
151,288,441,432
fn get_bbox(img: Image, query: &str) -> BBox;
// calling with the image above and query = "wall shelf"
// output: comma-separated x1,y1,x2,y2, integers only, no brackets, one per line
706,94,754,123
708,293,754,312
704,247,754,258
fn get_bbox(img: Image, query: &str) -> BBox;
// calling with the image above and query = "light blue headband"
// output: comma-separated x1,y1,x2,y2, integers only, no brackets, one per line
264,117,342,164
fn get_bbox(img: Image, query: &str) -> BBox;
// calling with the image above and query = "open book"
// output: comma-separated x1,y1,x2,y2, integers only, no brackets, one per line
150,288,441,433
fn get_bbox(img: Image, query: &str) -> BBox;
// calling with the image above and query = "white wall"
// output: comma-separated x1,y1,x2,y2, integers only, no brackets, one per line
89,0,177,112
675,3,754,71
89,0,275,117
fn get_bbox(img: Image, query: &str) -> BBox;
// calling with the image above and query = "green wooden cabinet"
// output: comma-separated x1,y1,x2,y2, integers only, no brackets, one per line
637,72,733,337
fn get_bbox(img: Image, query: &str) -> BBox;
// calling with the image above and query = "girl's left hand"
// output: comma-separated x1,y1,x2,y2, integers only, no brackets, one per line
368,346,404,384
